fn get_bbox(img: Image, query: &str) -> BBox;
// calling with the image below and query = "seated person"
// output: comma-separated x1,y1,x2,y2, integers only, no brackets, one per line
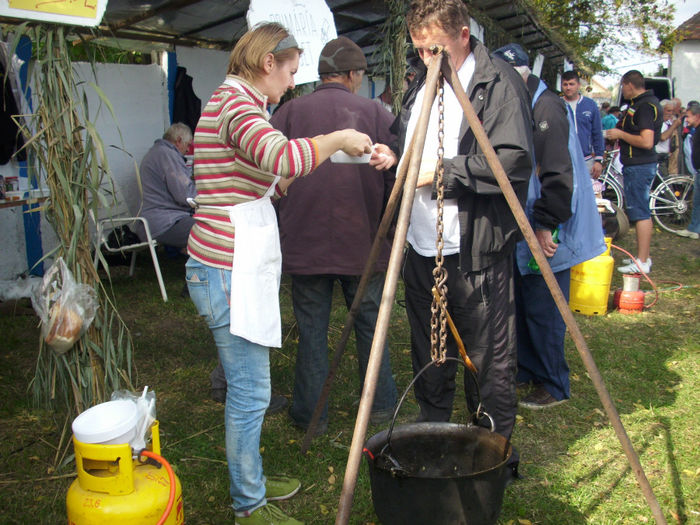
138,122,195,250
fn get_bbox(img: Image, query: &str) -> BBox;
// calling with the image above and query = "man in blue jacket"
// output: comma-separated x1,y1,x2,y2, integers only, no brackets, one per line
562,71,605,179
493,44,605,409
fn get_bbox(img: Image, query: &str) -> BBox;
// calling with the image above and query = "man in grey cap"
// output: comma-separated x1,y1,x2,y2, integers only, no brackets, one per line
270,36,397,434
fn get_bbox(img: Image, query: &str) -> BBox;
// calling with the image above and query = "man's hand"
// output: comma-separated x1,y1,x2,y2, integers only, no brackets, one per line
369,143,397,171
605,128,622,141
591,160,603,179
535,229,558,258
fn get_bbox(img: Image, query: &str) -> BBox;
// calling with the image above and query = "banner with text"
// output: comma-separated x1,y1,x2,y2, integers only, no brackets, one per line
247,0,337,86
1,0,108,26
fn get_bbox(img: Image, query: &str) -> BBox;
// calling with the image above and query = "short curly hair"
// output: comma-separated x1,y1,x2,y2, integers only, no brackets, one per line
406,0,471,39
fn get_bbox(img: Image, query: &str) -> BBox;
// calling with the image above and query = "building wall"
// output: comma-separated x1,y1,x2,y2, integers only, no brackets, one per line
175,46,231,108
671,40,700,106
1,61,167,280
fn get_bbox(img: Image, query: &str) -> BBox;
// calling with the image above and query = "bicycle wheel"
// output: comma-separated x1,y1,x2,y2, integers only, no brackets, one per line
599,170,624,209
649,175,694,234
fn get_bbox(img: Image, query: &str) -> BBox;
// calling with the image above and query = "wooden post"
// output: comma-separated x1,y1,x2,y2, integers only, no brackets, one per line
334,53,444,525
439,56,667,525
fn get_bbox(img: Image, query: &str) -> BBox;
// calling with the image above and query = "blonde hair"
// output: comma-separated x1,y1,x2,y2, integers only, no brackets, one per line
227,23,302,81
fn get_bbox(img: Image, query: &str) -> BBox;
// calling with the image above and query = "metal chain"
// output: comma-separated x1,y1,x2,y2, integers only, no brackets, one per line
430,73,449,364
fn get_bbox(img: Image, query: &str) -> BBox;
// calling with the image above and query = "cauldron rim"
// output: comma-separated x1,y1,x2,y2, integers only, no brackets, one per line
364,422,513,480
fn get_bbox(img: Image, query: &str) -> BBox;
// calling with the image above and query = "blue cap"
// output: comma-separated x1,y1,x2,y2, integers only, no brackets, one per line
493,43,529,67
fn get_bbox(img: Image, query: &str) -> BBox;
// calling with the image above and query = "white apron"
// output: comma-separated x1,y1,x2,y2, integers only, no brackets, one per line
228,179,282,348
216,76,282,347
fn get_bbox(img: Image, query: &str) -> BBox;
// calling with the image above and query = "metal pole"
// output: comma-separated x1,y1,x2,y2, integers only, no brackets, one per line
439,56,667,525
300,131,415,454
334,53,444,525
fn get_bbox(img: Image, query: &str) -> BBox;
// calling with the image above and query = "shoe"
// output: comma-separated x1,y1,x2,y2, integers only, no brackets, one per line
676,229,699,239
267,395,288,415
265,475,301,501
290,415,328,437
617,257,651,274
505,459,523,487
211,387,226,404
620,257,633,265
235,503,303,525
518,386,567,410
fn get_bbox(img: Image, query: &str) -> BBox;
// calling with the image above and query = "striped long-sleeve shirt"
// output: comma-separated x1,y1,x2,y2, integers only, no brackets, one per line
187,75,319,269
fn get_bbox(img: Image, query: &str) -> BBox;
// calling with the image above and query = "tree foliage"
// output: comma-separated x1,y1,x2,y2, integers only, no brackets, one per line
528,0,678,73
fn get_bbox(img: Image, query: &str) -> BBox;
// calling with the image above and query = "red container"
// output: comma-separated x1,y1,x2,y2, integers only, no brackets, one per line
618,290,645,314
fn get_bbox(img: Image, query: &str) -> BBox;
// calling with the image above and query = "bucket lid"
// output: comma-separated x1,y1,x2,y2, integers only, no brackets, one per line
72,400,139,444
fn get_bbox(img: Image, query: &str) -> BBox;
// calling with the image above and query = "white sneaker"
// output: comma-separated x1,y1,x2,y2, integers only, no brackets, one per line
617,258,651,274
676,229,699,240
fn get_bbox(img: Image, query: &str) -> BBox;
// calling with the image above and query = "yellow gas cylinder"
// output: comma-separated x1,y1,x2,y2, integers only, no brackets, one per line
569,237,614,316
67,421,184,525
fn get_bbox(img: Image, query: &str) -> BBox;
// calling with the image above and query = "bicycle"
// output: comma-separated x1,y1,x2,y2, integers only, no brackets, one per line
600,149,695,235
598,149,625,210
649,174,694,234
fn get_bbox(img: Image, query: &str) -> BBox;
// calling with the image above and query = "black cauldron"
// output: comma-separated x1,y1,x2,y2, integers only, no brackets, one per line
363,358,513,524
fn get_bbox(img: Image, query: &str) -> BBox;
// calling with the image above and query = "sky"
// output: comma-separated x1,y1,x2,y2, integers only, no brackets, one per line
594,0,698,87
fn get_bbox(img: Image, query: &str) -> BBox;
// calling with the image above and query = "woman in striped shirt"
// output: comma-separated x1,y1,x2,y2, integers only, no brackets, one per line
185,22,371,525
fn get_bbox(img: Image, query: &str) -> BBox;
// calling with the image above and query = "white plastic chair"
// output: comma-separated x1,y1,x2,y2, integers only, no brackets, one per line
92,214,168,302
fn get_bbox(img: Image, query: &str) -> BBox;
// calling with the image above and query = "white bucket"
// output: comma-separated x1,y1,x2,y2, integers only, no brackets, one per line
72,400,139,446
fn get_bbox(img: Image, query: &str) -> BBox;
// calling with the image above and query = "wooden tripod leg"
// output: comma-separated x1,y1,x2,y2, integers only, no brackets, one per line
439,56,667,525
335,54,444,525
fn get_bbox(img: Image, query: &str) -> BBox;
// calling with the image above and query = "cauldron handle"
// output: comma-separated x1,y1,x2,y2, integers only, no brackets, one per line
384,356,494,451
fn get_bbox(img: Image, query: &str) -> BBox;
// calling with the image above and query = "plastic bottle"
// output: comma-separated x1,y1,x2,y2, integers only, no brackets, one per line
527,227,560,273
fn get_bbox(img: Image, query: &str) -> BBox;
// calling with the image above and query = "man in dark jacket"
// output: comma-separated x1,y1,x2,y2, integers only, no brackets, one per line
372,0,533,455
270,37,397,433
606,70,663,274
493,43,604,409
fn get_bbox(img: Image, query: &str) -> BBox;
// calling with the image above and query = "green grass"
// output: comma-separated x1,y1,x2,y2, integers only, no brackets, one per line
1,228,698,524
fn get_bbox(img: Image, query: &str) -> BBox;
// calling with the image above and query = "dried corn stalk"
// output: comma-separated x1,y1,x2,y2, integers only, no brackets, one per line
11,23,133,415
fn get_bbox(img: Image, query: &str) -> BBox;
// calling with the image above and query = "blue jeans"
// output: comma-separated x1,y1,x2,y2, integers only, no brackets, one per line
185,258,270,513
289,273,397,427
623,162,656,221
515,267,571,400
688,169,700,233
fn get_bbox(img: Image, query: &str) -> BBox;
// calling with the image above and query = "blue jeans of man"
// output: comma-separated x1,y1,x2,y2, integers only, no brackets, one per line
289,273,397,428
515,267,571,401
186,258,270,513
622,162,656,222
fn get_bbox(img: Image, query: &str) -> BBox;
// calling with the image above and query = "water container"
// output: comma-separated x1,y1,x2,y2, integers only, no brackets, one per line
569,237,614,316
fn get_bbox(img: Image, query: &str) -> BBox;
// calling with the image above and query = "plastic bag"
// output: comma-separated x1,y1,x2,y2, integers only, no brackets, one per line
111,387,157,453
31,257,99,354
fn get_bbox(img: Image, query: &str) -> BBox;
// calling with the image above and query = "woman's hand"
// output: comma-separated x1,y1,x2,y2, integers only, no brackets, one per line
313,129,372,166
338,129,373,156
370,143,397,171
